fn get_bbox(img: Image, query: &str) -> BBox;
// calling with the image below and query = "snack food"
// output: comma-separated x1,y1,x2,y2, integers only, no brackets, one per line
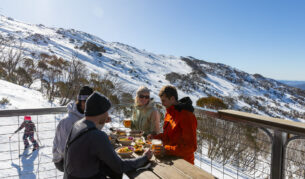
117,146,134,153
135,138,145,145
116,146,134,158
118,136,134,146
129,130,144,137
133,143,144,153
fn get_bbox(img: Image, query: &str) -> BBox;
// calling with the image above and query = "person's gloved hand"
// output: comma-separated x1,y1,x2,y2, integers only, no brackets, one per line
14,130,17,133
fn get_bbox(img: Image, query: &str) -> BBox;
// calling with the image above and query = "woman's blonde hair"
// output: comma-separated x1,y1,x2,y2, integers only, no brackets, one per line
135,86,150,106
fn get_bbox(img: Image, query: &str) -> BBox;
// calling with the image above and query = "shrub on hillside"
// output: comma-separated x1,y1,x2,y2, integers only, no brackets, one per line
0,97,10,106
26,33,49,44
196,96,228,110
181,57,207,77
79,41,106,53
165,72,181,83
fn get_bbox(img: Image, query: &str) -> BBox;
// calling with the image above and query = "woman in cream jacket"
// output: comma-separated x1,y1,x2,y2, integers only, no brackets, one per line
130,86,160,136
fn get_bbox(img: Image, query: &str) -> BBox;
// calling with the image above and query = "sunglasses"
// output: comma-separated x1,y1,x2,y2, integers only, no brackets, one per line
139,95,150,99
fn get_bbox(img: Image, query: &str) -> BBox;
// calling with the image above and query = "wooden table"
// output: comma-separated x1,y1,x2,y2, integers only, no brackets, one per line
126,155,215,179
112,134,214,179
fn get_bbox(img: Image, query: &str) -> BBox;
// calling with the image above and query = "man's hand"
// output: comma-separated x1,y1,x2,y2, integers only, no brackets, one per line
144,149,153,160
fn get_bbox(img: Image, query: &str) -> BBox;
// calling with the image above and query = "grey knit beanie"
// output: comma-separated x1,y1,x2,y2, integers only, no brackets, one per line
85,91,112,116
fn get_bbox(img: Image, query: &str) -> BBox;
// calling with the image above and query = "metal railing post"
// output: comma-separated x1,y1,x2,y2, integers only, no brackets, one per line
271,131,286,179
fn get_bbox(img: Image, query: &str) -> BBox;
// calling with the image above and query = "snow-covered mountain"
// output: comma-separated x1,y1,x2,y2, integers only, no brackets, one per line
1,14,304,122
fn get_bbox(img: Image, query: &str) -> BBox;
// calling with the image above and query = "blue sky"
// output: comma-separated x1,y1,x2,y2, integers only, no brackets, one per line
1,0,305,81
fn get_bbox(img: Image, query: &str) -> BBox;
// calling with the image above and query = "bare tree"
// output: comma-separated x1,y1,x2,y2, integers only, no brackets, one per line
0,39,23,83
58,55,88,105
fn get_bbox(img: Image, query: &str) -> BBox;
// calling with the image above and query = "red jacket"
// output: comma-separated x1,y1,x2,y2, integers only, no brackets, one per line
154,97,197,164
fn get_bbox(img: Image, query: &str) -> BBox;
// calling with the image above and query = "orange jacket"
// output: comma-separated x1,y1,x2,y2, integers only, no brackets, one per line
154,97,197,164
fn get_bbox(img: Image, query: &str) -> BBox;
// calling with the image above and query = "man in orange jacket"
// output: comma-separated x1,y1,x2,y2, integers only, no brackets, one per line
149,85,197,164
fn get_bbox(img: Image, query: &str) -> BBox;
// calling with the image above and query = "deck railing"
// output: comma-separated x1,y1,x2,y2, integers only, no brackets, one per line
0,104,304,178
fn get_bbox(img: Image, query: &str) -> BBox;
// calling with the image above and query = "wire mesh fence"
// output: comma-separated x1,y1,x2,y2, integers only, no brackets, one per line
0,114,66,179
284,137,305,179
0,105,304,178
195,110,272,179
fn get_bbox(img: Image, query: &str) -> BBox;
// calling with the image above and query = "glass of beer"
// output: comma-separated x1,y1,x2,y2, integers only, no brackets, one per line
151,139,163,156
123,119,131,128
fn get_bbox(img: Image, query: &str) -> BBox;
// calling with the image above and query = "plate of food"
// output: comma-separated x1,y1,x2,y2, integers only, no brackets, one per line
117,136,134,146
116,146,134,158
110,129,127,139
134,138,145,145
129,130,144,137
133,143,144,153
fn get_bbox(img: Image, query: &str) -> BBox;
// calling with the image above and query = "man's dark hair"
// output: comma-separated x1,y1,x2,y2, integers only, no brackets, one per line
159,85,178,100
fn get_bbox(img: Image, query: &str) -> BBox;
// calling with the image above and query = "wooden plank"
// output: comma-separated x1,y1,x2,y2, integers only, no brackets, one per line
148,161,189,179
127,154,215,179
218,110,305,136
172,159,215,179
127,170,160,179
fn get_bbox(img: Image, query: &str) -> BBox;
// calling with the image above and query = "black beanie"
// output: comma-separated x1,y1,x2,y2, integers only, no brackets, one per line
78,86,94,101
85,91,112,116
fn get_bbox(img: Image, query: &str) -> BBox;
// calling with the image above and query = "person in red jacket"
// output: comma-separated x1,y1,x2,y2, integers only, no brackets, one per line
148,85,197,164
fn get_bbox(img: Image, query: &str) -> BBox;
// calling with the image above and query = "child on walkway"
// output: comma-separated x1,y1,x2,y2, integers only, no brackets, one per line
14,116,39,152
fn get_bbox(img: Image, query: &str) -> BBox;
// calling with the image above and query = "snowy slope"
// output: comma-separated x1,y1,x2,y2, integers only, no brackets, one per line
0,14,304,121
0,79,54,109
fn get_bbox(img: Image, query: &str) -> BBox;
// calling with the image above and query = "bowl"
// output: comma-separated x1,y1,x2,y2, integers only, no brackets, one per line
110,129,126,139
117,136,134,146
134,138,145,145
129,130,144,137
116,146,134,158
133,143,144,154
116,130,127,137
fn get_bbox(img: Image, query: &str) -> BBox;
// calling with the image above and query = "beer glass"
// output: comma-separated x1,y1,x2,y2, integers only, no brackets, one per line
123,119,131,128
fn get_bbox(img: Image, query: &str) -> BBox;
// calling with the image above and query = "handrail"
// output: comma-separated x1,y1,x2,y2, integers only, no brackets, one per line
1,105,305,137
218,110,305,137
193,107,305,137
0,107,67,117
